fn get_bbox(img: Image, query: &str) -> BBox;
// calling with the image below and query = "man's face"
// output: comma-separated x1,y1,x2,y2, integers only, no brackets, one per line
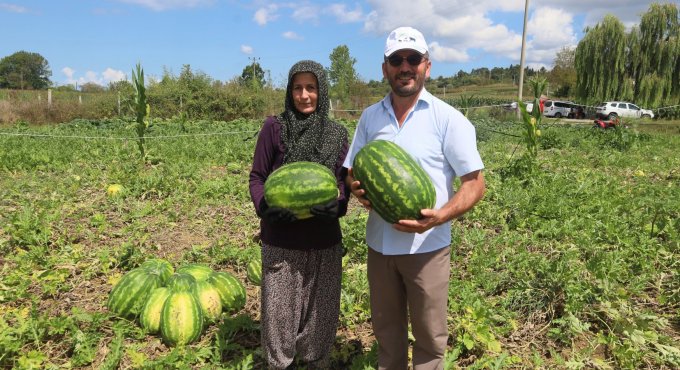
382,50,431,98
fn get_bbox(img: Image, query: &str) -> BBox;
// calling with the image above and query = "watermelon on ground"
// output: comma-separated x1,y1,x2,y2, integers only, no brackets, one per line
192,280,223,322
107,268,164,318
208,271,246,312
140,287,172,334
176,263,213,282
160,290,204,346
247,259,262,286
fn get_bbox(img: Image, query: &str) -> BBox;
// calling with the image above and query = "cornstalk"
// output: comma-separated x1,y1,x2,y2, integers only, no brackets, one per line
131,63,149,160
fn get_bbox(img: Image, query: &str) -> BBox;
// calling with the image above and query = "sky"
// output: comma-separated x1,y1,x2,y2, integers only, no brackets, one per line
0,0,662,88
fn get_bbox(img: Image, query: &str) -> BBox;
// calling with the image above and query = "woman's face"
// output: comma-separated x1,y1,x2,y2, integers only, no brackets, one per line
291,72,318,115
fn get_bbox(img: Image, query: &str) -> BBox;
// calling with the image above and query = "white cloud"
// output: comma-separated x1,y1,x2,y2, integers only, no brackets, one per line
103,68,126,83
62,67,75,80
326,3,364,23
282,31,303,40
0,3,28,13
61,67,127,87
361,0,658,71
254,5,279,26
115,0,214,11
241,45,253,54
428,42,470,63
292,5,320,23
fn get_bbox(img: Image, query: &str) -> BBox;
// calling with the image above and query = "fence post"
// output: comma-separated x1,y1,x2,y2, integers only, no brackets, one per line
118,91,121,116
48,89,52,108
79,95,82,105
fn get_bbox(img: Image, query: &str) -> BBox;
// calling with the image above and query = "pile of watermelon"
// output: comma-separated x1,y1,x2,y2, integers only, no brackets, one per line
107,259,248,346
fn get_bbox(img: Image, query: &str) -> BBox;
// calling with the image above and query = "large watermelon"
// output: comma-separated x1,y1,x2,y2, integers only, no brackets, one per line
160,290,204,346
352,140,436,224
176,264,213,282
107,268,164,318
140,287,171,334
208,271,246,312
264,161,338,219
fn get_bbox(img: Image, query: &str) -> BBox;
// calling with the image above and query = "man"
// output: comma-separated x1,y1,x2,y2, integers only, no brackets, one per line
343,26,485,370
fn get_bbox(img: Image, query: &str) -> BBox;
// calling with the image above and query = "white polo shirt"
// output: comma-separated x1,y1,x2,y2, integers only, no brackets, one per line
343,89,484,255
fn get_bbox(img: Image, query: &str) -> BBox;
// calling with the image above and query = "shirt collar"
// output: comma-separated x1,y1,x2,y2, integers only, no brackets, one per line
381,88,432,112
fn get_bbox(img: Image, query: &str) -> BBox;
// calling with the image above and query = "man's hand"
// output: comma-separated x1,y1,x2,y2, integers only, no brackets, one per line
347,168,371,210
393,209,444,234
394,170,485,234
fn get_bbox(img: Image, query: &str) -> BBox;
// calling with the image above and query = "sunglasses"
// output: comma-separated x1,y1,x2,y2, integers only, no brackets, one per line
386,54,427,67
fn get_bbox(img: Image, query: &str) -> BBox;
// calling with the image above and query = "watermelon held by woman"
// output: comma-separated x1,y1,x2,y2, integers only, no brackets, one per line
264,161,339,219
352,140,436,224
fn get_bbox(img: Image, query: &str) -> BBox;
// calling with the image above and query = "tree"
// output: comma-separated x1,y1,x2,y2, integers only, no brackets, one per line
549,46,576,97
575,15,627,104
240,61,266,89
328,45,358,105
80,82,105,93
0,51,52,89
631,3,680,107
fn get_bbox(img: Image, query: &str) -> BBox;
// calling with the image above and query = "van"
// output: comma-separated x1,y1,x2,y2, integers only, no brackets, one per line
543,100,573,118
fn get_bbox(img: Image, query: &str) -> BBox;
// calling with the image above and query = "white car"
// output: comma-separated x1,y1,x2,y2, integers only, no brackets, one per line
596,101,654,119
543,100,574,118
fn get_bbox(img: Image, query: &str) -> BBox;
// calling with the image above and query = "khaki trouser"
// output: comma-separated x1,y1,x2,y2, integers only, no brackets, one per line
367,246,451,370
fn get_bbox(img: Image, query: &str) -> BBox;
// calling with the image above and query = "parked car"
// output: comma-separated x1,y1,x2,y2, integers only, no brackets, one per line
543,100,574,118
596,101,654,119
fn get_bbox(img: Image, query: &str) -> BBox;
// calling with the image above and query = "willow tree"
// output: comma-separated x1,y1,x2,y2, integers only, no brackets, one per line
632,3,680,107
575,15,627,104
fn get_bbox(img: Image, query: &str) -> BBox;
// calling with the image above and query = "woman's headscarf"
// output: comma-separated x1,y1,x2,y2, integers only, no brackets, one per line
279,60,347,171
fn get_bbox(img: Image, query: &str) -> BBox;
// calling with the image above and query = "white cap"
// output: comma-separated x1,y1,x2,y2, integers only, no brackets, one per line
384,26,429,57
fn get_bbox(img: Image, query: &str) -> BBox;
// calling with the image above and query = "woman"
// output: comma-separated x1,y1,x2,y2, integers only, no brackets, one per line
249,60,349,369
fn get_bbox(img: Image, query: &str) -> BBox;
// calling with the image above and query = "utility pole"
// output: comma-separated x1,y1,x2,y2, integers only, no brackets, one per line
517,0,530,118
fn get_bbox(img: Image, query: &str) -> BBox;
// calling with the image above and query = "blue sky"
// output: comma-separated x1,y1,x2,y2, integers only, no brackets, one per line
0,0,660,88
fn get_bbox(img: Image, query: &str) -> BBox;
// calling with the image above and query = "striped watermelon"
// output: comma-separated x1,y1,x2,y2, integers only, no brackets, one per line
140,287,171,334
160,290,204,346
247,259,262,286
264,161,339,219
166,273,198,292
192,281,223,322
352,140,436,224
176,264,213,282
107,268,164,318
208,271,246,312
140,259,174,284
